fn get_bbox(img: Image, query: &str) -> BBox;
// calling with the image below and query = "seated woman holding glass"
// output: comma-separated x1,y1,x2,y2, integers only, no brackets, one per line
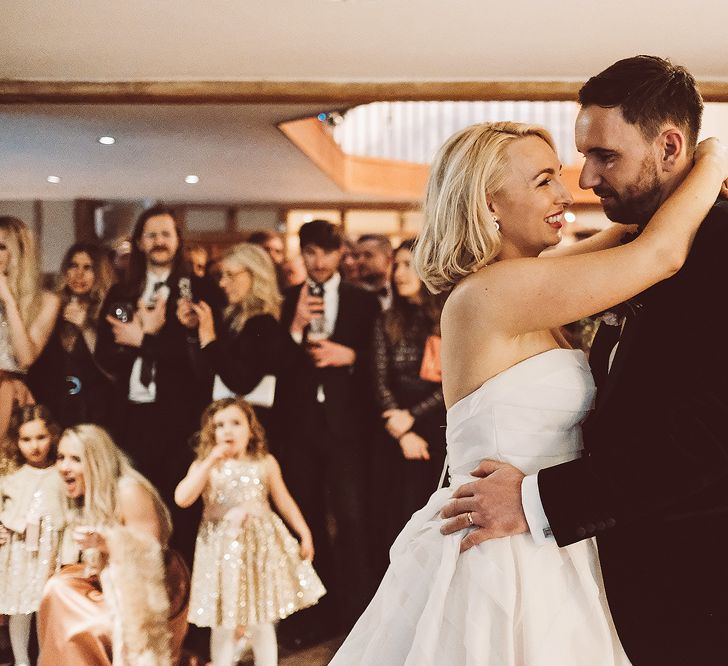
38,425,189,666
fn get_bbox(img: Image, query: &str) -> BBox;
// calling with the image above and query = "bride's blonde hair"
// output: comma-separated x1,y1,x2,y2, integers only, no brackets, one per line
414,122,556,293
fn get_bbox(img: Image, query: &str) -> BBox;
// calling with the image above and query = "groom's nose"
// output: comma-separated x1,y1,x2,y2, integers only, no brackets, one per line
579,158,601,191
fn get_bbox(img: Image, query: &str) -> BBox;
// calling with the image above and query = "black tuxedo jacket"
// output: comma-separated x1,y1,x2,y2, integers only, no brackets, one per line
273,280,380,442
96,273,220,414
538,201,728,662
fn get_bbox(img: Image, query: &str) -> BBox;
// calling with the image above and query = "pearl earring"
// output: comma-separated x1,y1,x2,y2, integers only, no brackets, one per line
493,219,500,231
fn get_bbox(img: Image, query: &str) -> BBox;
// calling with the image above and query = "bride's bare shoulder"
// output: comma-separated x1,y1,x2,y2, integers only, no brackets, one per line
444,260,527,319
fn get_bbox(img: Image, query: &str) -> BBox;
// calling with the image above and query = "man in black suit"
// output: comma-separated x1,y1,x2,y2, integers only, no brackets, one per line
274,219,380,637
442,56,728,664
96,205,217,561
356,233,394,310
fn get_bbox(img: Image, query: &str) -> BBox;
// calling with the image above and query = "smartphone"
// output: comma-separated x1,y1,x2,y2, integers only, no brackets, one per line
108,301,134,323
307,283,327,340
179,277,193,301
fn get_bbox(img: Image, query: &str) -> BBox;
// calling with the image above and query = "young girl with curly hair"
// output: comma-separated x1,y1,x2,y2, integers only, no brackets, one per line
175,397,325,666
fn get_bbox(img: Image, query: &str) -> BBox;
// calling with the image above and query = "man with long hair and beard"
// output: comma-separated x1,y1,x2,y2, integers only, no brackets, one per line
95,205,220,565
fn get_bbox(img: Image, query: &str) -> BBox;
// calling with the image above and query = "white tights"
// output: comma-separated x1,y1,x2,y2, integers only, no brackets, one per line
9,613,32,666
211,623,277,666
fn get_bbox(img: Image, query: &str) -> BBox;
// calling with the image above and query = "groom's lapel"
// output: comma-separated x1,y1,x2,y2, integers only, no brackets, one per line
594,313,639,414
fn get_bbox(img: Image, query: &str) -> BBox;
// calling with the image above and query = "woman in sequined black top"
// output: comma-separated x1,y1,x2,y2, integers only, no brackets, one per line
370,239,447,576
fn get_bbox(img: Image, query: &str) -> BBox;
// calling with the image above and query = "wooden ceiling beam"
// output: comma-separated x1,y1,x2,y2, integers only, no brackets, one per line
2,79,727,104
0,80,578,104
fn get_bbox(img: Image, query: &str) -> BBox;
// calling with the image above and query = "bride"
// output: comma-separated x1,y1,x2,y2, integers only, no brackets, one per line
330,121,728,665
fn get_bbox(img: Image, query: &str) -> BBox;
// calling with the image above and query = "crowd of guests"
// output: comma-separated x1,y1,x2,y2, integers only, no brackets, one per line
0,208,447,665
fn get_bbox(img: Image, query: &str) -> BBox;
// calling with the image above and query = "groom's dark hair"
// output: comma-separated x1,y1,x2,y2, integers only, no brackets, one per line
579,55,703,150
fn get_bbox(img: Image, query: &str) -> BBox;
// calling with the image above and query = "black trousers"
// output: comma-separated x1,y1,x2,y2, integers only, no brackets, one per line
113,400,201,566
278,402,372,634
369,411,447,583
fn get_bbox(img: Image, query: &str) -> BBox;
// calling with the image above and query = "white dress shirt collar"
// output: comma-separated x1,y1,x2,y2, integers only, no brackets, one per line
128,268,172,403
307,271,341,293
144,268,171,290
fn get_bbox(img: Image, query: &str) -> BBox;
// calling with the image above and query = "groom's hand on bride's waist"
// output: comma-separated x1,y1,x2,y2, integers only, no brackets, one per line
440,460,528,553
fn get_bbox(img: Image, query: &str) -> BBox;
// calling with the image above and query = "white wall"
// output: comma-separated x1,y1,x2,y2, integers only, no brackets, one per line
1,200,286,274
0,201,35,223
236,207,280,232
0,200,75,273
41,201,75,273
179,206,281,234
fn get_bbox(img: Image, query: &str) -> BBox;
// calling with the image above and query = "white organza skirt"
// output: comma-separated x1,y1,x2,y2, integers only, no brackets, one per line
331,485,630,666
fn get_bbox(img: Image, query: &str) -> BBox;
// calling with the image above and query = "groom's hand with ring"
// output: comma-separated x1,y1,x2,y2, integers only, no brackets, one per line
440,460,528,553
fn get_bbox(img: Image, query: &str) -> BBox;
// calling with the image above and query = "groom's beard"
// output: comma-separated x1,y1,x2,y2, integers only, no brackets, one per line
595,156,662,229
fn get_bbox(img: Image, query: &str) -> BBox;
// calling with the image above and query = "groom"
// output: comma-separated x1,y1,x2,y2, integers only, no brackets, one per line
442,55,728,664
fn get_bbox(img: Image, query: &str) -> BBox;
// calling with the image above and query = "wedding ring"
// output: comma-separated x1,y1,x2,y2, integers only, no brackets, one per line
466,512,474,527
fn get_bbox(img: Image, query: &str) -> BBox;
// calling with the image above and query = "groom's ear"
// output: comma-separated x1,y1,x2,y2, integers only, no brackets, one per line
658,127,686,173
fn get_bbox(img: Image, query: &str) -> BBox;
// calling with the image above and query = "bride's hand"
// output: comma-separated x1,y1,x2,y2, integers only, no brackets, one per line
695,137,727,168
440,459,527,552
694,137,728,198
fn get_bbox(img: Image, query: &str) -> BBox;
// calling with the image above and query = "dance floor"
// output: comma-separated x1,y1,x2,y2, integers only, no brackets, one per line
239,636,344,665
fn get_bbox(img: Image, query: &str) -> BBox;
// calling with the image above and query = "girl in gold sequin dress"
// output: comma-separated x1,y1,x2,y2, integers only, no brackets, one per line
176,398,325,666
0,406,64,666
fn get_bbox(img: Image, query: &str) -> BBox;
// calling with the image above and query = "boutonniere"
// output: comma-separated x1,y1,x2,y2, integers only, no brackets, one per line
595,298,643,326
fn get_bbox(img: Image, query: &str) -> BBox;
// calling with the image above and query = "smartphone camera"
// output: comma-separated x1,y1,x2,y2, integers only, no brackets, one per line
108,301,133,323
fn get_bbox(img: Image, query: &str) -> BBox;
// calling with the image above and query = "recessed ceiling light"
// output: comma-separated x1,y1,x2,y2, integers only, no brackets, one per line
98,136,116,145
564,212,576,223
185,175,199,184
46,175,61,184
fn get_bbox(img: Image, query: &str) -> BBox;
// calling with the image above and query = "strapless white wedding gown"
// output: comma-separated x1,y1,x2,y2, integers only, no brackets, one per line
331,349,630,665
